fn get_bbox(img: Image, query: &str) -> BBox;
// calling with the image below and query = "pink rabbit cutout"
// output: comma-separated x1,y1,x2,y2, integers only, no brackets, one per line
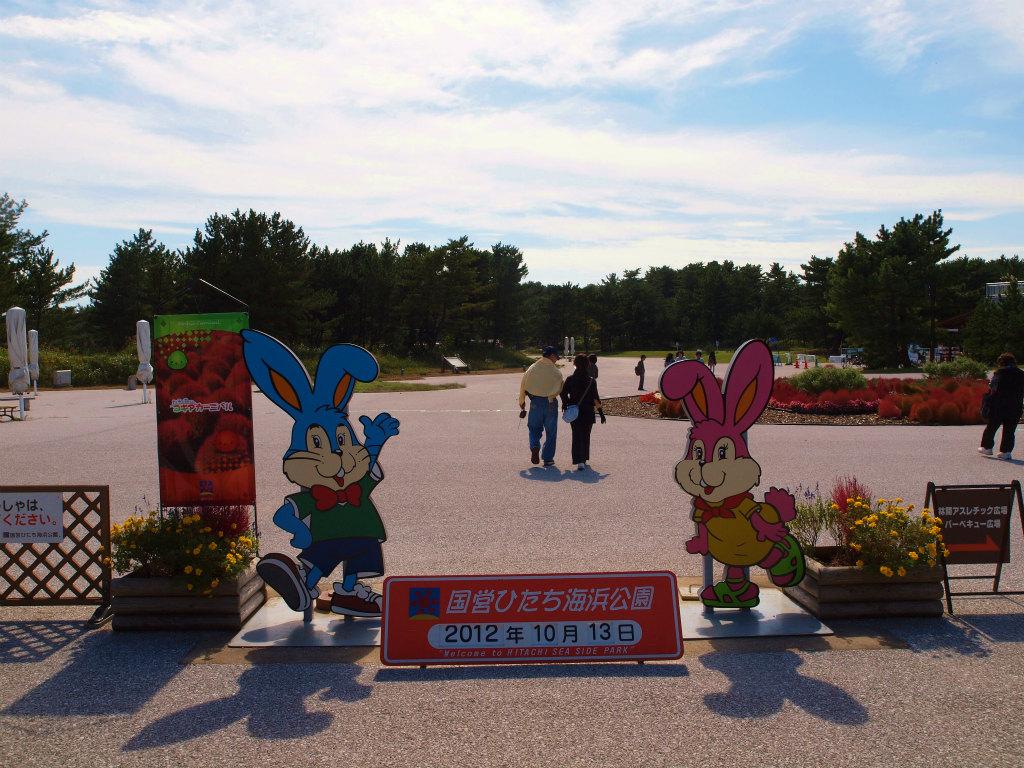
659,339,805,608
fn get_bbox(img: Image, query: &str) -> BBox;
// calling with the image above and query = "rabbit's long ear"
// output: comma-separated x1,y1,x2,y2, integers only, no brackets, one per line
659,361,724,423
723,339,774,433
312,343,379,412
241,329,313,420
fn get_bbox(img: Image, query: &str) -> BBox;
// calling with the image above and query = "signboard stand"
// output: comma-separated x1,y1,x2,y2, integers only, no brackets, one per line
927,481,1024,614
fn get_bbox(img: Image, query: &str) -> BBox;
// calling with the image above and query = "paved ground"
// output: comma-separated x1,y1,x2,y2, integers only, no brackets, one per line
2,356,1023,767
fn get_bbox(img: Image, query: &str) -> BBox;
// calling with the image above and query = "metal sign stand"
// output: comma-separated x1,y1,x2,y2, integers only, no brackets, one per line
929,481,1024,614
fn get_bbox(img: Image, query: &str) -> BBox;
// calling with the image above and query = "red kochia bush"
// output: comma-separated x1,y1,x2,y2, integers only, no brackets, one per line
771,375,987,424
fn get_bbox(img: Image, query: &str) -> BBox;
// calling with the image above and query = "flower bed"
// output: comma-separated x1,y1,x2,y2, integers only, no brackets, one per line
783,478,948,617
108,506,264,630
769,376,987,424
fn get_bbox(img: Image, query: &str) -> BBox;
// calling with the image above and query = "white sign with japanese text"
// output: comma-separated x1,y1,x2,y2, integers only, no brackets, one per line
0,492,64,543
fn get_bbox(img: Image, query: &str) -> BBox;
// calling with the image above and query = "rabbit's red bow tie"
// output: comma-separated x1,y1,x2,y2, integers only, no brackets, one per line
695,492,753,520
311,483,363,511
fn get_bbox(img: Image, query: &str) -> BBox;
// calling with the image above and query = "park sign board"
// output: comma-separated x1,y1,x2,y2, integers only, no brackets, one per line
381,572,683,666
928,484,1017,564
0,491,63,543
153,313,256,509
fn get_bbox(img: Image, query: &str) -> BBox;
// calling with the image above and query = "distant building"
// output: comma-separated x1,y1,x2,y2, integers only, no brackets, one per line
986,282,1012,301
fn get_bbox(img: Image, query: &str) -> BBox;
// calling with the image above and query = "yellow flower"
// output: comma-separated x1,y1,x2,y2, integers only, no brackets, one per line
231,523,237,530
218,530,224,538
846,498,854,504
895,498,903,503
942,547,951,557
878,498,887,504
868,522,877,528
908,551,919,560
850,542,862,551
879,566,894,577
855,559,865,568
186,584,194,591
929,526,941,536
208,542,217,551
210,579,220,588
897,567,906,577
831,503,839,510
184,565,193,574
928,559,936,567
890,530,899,537
192,546,202,555
195,568,202,576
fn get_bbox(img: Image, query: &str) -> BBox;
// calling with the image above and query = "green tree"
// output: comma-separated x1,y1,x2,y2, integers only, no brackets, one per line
91,229,181,347
182,210,325,343
828,211,958,367
963,280,1024,363
0,194,46,312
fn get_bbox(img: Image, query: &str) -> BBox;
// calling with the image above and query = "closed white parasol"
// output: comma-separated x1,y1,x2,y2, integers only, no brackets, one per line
136,319,153,403
6,306,30,395
28,329,39,394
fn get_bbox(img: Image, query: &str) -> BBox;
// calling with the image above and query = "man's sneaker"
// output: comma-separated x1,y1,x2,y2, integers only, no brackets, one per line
330,582,382,617
978,447,993,455
530,447,540,465
577,463,586,471
997,452,1013,460
543,460,555,467
256,553,311,612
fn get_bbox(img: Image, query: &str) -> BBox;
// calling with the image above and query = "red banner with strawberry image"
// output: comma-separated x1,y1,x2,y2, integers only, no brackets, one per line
153,313,256,508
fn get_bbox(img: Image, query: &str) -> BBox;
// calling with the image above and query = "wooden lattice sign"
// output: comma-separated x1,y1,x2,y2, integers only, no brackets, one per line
0,486,112,622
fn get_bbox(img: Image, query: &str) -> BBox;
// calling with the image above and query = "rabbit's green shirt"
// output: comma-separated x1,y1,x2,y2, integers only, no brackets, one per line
285,464,386,542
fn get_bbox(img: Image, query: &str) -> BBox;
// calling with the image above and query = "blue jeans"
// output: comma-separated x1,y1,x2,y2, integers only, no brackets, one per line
527,395,558,462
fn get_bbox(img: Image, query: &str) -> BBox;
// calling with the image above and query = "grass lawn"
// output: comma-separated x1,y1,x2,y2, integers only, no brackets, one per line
609,348,828,364
354,381,465,393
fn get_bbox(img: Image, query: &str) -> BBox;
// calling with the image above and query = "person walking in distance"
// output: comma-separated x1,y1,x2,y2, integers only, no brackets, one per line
664,352,674,368
979,352,1024,460
561,354,606,471
588,353,599,379
519,346,565,467
708,349,717,374
635,354,647,391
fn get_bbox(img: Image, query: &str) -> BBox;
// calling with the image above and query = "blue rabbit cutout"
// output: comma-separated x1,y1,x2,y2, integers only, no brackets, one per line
242,329,400,616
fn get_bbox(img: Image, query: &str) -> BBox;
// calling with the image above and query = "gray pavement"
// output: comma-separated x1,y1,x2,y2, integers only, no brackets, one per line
2,356,1023,767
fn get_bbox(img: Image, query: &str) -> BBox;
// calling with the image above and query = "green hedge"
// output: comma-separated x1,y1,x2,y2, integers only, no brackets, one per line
789,366,868,393
2,344,532,388
922,356,989,380
0,347,138,388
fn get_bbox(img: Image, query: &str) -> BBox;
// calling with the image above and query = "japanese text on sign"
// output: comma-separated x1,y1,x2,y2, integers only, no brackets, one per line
0,492,64,543
382,572,682,666
931,486,1015,565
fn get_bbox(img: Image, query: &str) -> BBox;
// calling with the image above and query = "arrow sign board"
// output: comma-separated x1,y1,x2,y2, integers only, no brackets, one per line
381,572,683,666
931,486,1015,564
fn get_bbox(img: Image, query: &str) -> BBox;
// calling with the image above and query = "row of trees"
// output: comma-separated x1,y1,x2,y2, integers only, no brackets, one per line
2,192,1021,365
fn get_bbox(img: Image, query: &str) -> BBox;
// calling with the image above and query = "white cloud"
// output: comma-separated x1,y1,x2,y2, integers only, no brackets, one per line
0,0,1021,283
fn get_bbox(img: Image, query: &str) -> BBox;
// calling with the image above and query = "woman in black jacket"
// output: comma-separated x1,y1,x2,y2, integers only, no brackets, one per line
560,354,605,471
980,352,1024,459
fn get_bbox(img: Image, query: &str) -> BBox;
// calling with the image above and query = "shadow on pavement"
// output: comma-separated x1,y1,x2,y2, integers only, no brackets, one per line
375,662,688,683
518,467,609,484
6,631,189,716
124,663,371,751
701,651,869,725
832,616,992,658
0,620,90,663
955,612,1024,643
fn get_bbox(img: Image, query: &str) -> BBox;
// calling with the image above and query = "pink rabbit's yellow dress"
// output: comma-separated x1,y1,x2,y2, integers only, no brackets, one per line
693,492,781,566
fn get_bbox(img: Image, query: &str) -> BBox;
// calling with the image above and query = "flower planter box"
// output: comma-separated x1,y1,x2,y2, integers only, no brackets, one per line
111,567,265,631
783,547,944,619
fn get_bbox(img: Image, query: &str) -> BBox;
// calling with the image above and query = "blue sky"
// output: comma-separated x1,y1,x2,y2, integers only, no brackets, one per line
1,0,1022,289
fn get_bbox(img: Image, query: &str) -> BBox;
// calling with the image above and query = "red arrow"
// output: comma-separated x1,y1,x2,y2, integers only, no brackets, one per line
950,535,1000,553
